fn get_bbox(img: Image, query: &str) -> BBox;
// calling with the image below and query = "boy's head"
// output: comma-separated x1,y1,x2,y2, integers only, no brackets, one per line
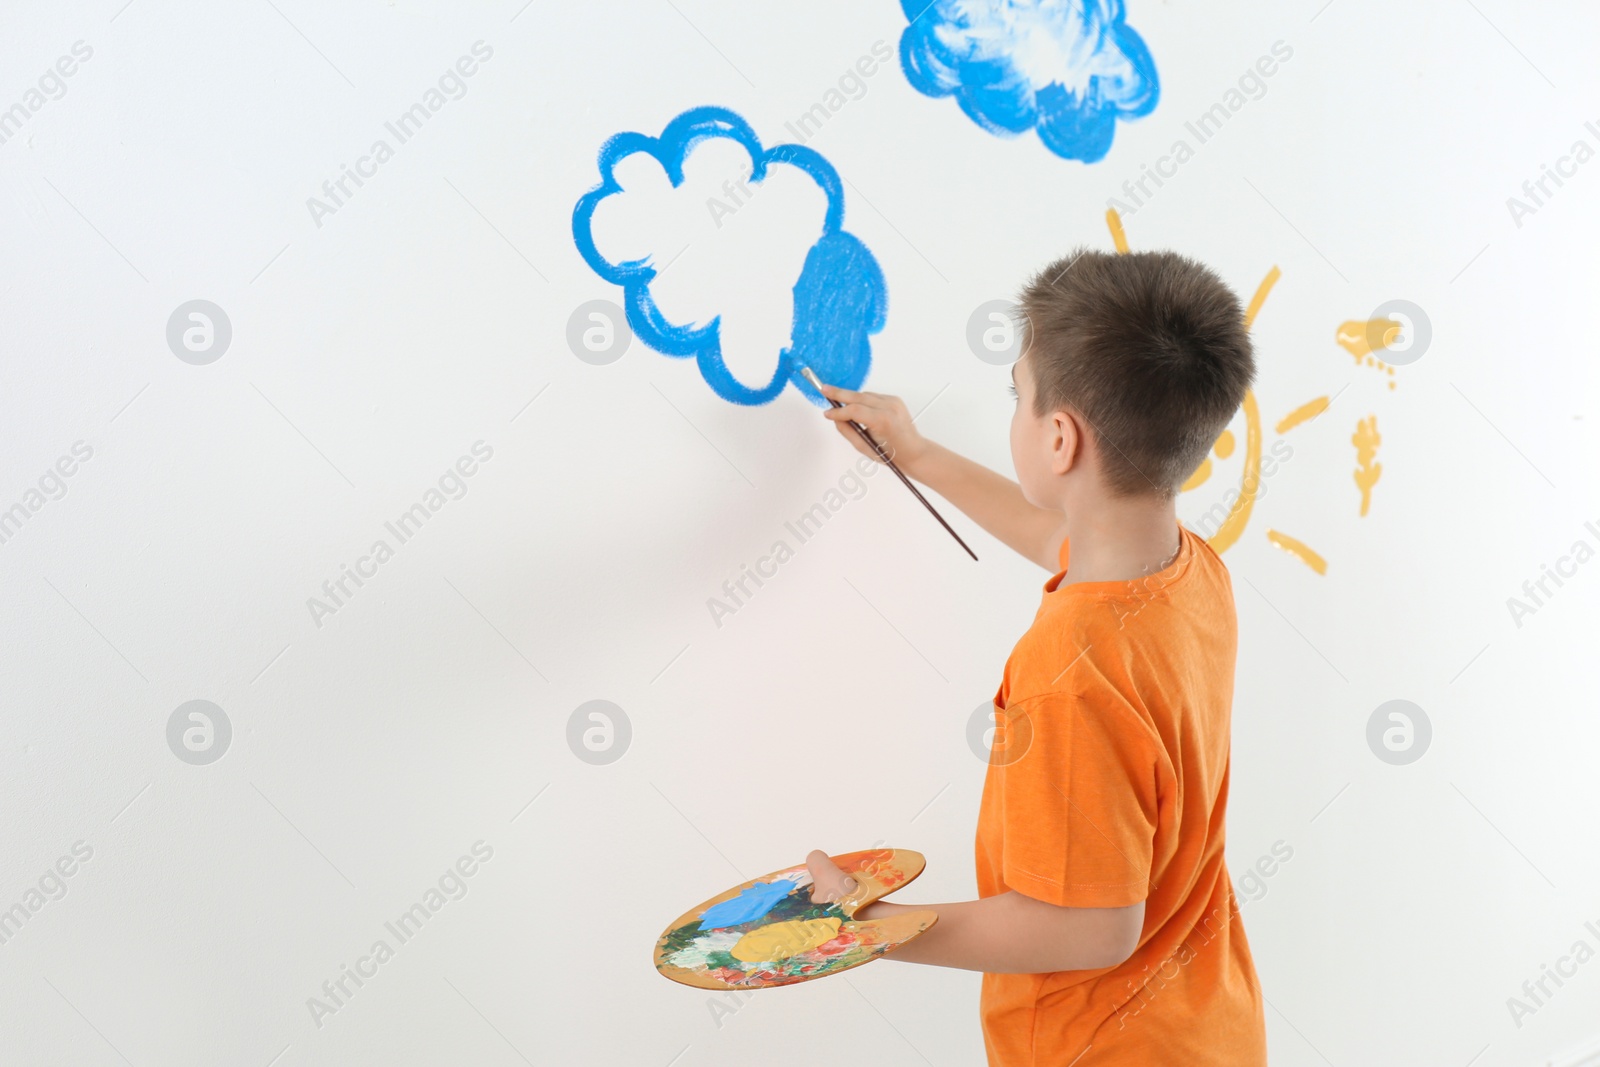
1009,248,1255,507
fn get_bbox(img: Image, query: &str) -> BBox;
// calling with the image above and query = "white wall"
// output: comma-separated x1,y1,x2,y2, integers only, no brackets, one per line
2,1,1597,1064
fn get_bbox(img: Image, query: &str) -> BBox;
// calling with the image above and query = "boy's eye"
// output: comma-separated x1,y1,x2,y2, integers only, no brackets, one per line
1005,384,1018,399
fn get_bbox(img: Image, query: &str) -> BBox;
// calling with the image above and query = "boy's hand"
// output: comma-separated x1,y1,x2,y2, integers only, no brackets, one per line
805,849,860,908
815,380,1069,572
816,384,931,477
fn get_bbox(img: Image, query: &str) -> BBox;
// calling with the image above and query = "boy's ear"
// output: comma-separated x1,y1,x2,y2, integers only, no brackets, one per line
1047,407,1085,476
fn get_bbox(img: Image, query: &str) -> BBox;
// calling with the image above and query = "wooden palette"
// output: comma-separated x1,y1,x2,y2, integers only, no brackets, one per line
654,848,936,990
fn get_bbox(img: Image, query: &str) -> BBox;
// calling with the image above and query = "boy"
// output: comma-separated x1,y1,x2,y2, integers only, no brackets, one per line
805,249,1267,1065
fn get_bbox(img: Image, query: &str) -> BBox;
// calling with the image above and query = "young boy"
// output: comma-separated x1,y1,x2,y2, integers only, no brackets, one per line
805,249,1267,1065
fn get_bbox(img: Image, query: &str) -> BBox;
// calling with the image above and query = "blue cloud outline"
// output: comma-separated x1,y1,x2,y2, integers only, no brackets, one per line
572,106,886,405
898,0,1160,163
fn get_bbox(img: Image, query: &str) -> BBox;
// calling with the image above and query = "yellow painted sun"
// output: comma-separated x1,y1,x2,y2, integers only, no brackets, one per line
1105,209,1382,576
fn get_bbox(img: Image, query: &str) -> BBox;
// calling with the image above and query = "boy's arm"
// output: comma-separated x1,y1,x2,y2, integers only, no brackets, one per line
817,384,1067,572
806,851,1143,974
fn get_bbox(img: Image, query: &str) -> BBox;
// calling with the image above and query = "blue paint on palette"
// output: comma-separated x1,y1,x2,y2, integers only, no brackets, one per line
571,107,886,406
698,878,799,929
898,0,1159,163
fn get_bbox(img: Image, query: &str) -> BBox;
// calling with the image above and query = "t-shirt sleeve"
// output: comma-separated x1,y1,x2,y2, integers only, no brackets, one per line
992,690,1161,909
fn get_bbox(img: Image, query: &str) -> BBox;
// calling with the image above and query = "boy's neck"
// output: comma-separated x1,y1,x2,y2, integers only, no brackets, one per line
1056,493,1182,587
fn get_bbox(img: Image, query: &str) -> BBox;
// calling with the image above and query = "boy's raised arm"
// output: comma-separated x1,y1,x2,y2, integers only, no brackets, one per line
817,383,1068,572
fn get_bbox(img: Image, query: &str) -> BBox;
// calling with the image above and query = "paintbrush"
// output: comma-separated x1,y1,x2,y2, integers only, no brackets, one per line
798,365,977,561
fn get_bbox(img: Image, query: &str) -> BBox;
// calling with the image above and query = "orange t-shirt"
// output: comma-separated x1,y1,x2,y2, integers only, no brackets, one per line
975,523,1265,1066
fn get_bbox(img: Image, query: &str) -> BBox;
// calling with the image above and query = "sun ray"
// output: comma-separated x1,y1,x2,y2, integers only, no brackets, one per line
1244,267,1280,329
1266,529,1328,575
1276,396,1329,433
1106,208,1130,254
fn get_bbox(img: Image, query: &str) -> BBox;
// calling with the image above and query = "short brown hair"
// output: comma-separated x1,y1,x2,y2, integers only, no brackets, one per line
1018,248,1255,498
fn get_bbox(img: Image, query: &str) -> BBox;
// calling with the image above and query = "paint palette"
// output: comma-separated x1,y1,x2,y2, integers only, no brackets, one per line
654,848,936,990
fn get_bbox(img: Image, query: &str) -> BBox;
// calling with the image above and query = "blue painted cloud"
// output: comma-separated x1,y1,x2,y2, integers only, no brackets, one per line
899,0,1159,163
572,107,887,406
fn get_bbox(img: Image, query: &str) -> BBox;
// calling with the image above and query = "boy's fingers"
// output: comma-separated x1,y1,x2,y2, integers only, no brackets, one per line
831,421,876,452
804,849,860,905
823,402,875,424
821,383,893,411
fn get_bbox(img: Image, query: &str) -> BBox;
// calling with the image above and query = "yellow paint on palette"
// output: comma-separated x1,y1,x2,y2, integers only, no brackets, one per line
1267,530,1328,575
1276,396,1329,434
1336,319,1402,361
1352,416,1382,516
1107,208,1130,254
731,917,842,963
1214,429,1236,459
